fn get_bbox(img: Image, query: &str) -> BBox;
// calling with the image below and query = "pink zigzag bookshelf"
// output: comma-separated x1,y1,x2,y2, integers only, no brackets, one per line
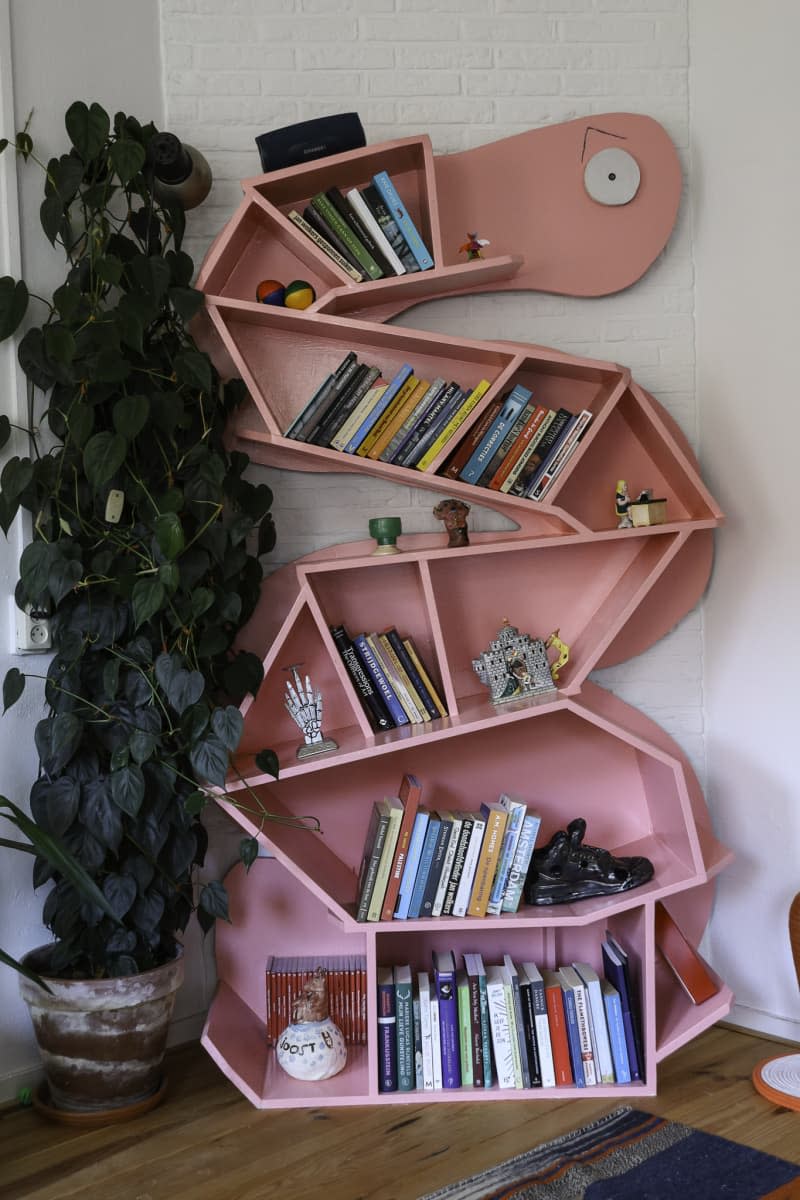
196,115,731,1109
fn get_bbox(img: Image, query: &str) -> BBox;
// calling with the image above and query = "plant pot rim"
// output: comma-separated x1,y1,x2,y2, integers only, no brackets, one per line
19,943,185,1007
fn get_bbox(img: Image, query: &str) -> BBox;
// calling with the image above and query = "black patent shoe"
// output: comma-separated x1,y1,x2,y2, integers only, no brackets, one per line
523,817,654,906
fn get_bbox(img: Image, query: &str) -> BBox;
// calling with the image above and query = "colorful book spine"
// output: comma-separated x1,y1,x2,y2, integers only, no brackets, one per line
377,965,397,1092
330,623,394,733
486,964,517,1089
393,964,414,1091
369,633,425,723
458,384,533,485
529,408,593,500
542,968,574,1086
345,187,407,276
311,190,383,280
416,379,492,471
522,962,555,1088
383,629,439,721
367,377,430,461
456,968,474,1087
475,399,535,487
486,794,527,916
402,637,448,718
413,987,424,1090
343,363,413,455
510,407,572,497
361,183,420,273
371,170,434,270
382,378,446,464
452,810,486,917
558,974,585,1087
417,971,435,1090
431,811,461,917
517,966,542,1087
433,951,461,1088
418,813,452,918
463,952,487,1088
574,961,615,1084
355,799,391,923
601,979,631,1084
522,412,579,496
366,797,404,922
358,373,420,458
284,351,356,441
501,812,542,913
331,382,387,453
503,956,530,1088
602,934,644,1081
407,811,442,918
287,208,364,283
325,185,393,276
352,633,409,728
429,990,442,1089
393,381,460,468
442,811,473,916
301,203,367,279
468,802,508,917
488,404,551,491
380,773,423,922
308,362,374,447
497,408,556,493
440,396,504,480
394,807,431,920
560,965,597,1085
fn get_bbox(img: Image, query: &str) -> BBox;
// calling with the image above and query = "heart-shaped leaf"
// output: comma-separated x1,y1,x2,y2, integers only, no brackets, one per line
113,393,149,439
0,276,29,340
110,764,145,817
211,705,243,753
83,431,127,490
155,512,184,560
131,577,164,629
3,667,25,712
65,101,110,162
108,137,146,184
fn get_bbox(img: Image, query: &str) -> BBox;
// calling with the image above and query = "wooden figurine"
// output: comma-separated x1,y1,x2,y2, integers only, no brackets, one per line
276,967,347,1081
433,497,470,547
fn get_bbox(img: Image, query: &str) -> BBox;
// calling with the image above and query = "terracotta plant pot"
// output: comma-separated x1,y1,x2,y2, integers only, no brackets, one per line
19,945,184,1115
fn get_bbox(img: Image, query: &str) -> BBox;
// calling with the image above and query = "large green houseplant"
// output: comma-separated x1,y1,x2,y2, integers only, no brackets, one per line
0,102,297,1113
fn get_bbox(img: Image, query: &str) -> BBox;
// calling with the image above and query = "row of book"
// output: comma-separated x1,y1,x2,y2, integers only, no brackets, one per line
285,347,490,471
286,169,434,285
330,625,447,734
265,955,367,1046
377,937,643,1093
357,778,541,923
440,383,593,502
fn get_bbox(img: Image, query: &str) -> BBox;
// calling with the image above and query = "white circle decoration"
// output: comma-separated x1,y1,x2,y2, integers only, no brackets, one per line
276,1017,347,1082
760,1053,800,1099
584,148,641,206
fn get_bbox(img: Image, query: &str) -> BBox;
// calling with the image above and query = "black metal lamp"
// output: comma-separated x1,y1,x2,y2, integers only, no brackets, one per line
149,132,212,210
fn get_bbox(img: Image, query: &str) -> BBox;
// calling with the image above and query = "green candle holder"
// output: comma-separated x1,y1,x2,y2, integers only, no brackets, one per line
369,516,402,556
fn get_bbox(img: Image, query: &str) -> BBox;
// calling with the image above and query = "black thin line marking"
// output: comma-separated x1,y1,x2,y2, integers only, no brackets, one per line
581,125,628,162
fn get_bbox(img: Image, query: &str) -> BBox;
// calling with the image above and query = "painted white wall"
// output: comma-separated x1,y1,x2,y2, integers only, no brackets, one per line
0,0,164,1101
691,0,800,1040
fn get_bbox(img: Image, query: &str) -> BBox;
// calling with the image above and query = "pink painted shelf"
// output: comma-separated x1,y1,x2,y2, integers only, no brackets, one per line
198,123,731,1109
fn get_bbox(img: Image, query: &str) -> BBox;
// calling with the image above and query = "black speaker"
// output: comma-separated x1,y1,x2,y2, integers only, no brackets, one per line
255,113,366,173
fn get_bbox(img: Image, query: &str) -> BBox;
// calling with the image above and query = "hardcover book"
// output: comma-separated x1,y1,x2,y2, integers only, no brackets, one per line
287,208,364,283
407,811,442,918
486,794,527,916
371,170,434,270
311,190,384,280
601,978,631,1083
468,802,508,917
541,967,574,1086
361,183,420,273
488,404,551,491
377,965,397,1092
301,355,365,445
432,951,461,1088
557,969,586,1087
358,373,420,458
558,964,597,1086
330,623,394,734
393,381,460,468
529,408,593,501
418,812,454,918
430,990,443,1089
501,812,542,913
602,933,644,1082
383,629,440,722
352,633,409,728
510,407,573,497
345,186,407,276
302,203,367,279
343,363,413,455
393,964,415,1091
380,773,423,922
368,633,426,723
394,807,431,920
573,961,615,1084
310,363,382,448
368,377,431,462
325,185,394,277
442,810,473,916
458,384,533,486
440,396,504,480
366,796,404,922
402,637,448,718
416,379,492,472
355,799,392,923
497,407,556,494
522,411,580,497
475,399,535,487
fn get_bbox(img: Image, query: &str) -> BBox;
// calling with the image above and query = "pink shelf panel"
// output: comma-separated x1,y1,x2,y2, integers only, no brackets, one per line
653,957,733,1063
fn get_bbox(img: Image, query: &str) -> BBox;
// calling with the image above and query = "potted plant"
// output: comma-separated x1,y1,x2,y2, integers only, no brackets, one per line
0,101,298,1118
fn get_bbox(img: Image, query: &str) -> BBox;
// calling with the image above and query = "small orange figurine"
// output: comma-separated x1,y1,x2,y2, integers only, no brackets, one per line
459,232,490,261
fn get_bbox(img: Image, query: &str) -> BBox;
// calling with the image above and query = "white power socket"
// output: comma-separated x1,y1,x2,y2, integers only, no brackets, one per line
14,602,52,653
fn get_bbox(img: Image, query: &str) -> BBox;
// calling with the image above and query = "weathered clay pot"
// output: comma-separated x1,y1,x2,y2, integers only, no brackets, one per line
19,945,184,1113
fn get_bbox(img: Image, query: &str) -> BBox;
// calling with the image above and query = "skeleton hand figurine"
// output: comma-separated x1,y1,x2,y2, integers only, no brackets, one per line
283,665,339,759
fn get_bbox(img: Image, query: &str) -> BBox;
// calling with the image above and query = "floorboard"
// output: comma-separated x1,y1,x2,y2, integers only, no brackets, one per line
2,1025,799,1200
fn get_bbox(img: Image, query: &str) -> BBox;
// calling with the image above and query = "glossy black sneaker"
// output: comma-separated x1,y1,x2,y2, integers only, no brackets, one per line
523,817,654,906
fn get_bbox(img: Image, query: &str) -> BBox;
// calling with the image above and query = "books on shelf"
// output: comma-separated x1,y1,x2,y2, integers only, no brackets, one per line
365,796,404,922
265,955,367,1047
393,964,415,1091
334,625,446,732
377,965,398,1092
380,773,423,922
287,208,364,283
458,383,533,486
372,170,435,271
573,960,615,1084
330,623,393,734
433,951,461,1088
601,933,644,1082
345,187,407,277
558,964,598,1086
311,190,384,281
467,801,508,917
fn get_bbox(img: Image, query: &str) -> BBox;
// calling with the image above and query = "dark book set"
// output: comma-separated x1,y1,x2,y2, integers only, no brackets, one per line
287,167,434,285
377,940,644,1093
330,625,446,733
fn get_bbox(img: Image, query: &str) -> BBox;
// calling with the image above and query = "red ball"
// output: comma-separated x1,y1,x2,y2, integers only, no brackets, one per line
256,279,285,305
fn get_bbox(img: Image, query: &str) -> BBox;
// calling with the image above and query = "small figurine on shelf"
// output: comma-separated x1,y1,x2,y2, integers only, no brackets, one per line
472,619,557,705
615,479,668,528
545,628,570,682
276,967,347,1082
284,664,339,760
523,817,654,906
368,515,402,556
433,497,471,548
458,231,490,261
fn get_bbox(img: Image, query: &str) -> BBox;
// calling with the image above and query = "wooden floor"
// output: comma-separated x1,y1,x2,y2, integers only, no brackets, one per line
2,1025,799,1200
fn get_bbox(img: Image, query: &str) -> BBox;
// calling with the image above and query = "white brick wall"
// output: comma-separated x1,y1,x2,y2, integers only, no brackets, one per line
161,0,701,777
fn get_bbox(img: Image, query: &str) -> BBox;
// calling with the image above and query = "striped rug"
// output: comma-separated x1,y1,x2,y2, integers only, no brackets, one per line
418,1106,800,1200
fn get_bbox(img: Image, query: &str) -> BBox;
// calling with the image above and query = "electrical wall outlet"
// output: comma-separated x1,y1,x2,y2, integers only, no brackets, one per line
14,602,52,653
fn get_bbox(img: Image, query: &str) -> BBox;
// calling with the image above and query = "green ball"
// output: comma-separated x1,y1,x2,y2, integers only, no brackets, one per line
284,279,316,311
